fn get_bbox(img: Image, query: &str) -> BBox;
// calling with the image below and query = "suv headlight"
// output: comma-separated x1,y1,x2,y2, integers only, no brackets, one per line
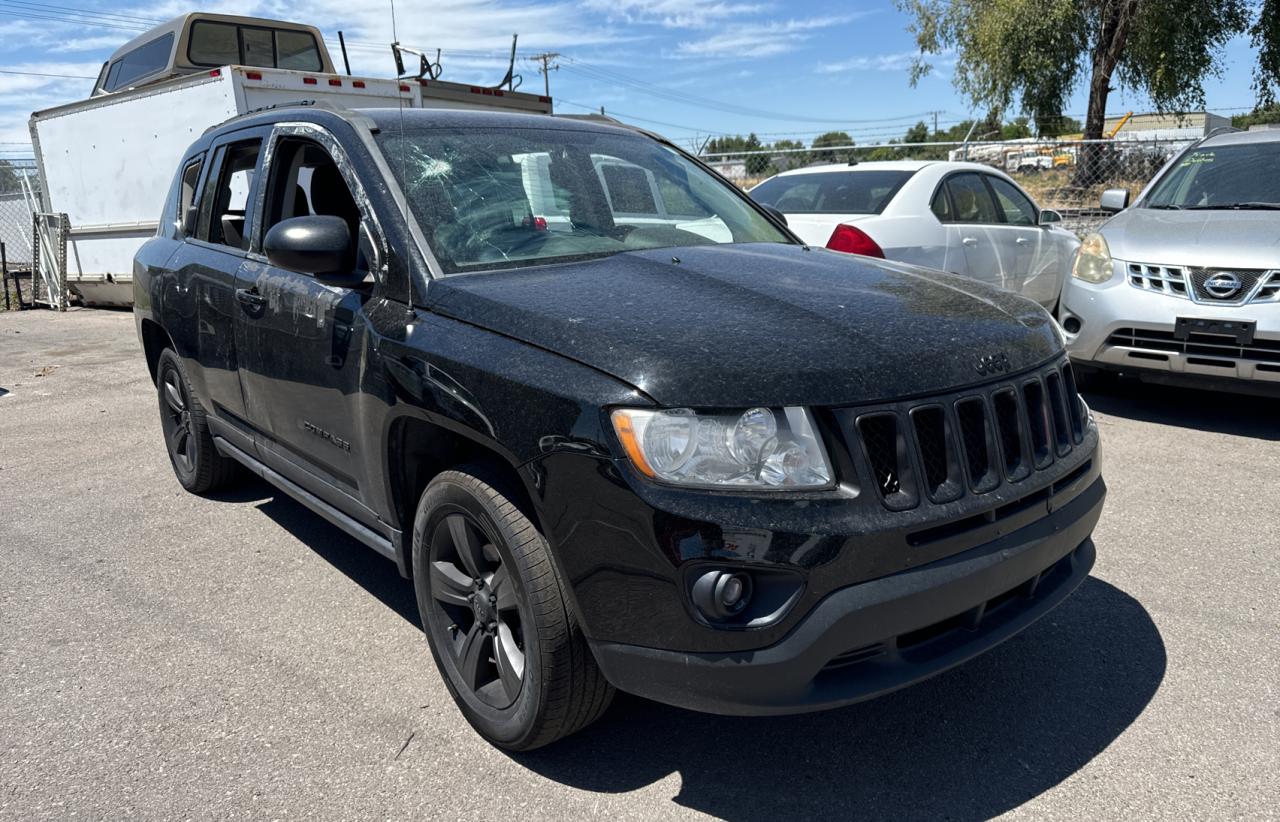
1072,232,1114,283
610,407,833,489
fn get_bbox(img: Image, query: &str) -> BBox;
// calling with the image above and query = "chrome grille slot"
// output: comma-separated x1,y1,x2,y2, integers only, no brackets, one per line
1127,262,1279,305
1128,263,1188,296
1105,327,1280,365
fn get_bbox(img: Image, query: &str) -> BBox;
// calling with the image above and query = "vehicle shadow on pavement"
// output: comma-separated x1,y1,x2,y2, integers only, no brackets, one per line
244,479,422,627
1083,381,1280,440
514,577,1165,821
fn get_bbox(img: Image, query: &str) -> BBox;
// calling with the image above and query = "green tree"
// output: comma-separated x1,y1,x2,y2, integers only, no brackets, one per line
0,161,21,195
810,131,855,163
898,0,1280,176
705,133,773,175
1232,103,1280,127
904,120,931,143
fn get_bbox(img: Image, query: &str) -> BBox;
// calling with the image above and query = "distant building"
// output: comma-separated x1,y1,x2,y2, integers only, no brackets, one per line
1104,111,1231,140
706,159,747,181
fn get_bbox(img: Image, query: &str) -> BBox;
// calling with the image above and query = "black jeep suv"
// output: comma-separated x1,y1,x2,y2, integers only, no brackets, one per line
135,106,1105,750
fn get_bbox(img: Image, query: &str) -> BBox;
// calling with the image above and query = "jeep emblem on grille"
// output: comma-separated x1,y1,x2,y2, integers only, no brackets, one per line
975,352,1011,375
1203,271,1243,299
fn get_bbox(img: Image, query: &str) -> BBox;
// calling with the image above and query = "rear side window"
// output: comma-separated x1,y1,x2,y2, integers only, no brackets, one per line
942,173,1000,224
104,32,175,92
750,170,914,214
188,21,323,71
178,157,204,235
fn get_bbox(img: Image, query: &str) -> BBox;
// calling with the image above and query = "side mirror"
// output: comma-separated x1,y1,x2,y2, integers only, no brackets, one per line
1099,188,1130,213
1038,209,1063,226
761,204,788,227
263,215,360,286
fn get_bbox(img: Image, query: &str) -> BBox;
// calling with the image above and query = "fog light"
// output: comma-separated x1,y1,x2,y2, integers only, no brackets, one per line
692,570,753,620
1063,316,1082,334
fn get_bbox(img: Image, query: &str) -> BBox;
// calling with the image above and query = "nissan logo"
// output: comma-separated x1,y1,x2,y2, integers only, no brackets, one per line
1203,271,1244,299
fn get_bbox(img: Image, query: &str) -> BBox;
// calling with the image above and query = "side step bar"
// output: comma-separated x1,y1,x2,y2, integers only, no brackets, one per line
213,436,406,572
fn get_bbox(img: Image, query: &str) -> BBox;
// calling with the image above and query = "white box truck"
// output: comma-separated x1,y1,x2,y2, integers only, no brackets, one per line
29,12,552,306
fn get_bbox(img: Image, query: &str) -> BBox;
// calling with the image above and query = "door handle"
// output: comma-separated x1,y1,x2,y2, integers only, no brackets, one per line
1015,237,1030,245
961,237,978,247
235,287,266,308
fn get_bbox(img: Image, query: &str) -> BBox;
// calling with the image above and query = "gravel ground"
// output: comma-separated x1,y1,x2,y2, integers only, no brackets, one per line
1,309,1277,821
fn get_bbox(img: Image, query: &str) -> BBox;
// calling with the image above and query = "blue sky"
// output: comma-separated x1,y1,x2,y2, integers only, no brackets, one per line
0,0,1266,158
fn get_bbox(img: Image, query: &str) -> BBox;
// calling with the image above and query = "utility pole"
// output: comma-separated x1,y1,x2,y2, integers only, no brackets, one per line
530,52,560,98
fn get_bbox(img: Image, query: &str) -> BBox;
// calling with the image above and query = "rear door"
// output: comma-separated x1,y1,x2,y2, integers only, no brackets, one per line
233,127,385,525
936,172,1003,285
162,127,269,450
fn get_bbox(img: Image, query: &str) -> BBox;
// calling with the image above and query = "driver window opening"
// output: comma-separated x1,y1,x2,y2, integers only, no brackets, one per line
265,139,372,279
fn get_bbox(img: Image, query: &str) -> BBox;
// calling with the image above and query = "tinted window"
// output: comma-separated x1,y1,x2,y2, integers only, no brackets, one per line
178,157,203,235
600,163,658,214
276,30,323,71
188,21,323,71
375,126,789,274
930,187,952,221
203,140,260,250
241,28,274,66
943,173,1000,224
188,21,238,65
987,176,1038,226
105,32,175,91
750,170,914,214
1145,142,1280,208
264,139,367,274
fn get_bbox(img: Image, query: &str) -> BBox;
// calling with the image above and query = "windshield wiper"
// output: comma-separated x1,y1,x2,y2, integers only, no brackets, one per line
1183,202,1280,210
1146,204,1182,210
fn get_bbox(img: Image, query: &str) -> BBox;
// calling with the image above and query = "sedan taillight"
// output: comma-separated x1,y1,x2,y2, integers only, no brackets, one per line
826,224,884,258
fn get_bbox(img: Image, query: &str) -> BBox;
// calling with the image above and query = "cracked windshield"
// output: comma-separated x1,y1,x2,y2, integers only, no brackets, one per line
375,126,789,274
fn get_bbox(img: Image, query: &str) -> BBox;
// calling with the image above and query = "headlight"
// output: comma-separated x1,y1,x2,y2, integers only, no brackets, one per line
1072,232,1113,283
611,406,833,489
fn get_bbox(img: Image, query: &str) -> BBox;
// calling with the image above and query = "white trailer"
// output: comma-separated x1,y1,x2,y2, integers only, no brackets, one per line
30,63,551,306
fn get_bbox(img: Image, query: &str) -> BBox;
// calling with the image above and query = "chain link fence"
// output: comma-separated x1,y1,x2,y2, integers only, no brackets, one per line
1,159,44,309
703,136,1194,237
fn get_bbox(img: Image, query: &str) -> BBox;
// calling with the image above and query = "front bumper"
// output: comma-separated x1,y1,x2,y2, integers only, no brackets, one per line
589,475,1103,715
1060,264,1280,391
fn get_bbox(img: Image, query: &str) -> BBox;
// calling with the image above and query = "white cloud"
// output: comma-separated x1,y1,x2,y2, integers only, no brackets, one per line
582,0,771,28
674,14,865,58
817,48,955,75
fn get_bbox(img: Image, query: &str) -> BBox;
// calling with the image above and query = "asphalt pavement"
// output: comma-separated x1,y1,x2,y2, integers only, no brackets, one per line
1,309,1276,820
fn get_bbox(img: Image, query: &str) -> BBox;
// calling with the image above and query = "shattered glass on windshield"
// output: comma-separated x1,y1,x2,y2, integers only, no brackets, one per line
376,126,789,274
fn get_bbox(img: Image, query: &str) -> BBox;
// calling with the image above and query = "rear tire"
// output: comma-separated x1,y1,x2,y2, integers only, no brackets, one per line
156,349,239,494
412,467,613,750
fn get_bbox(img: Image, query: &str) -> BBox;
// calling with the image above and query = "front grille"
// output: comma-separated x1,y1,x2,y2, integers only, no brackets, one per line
1106,327,1280,365
1128,262,1279,305
844,360,1087,511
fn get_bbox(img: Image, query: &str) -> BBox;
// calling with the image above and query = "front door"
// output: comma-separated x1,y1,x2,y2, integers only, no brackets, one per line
233,131,383,524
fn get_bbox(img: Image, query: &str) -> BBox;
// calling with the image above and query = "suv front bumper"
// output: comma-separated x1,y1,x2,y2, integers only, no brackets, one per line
1060,268,1280,392
588,475,1103,716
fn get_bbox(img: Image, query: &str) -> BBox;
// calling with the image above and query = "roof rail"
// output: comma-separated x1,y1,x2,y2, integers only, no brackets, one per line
203,98,357,134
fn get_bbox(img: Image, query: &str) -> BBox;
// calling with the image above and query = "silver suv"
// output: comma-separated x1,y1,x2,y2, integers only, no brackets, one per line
1058,129,1280,396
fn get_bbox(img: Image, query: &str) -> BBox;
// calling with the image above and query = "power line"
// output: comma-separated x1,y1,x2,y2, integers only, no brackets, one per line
0,68,97,79
0,0,162,25
0,8,146,32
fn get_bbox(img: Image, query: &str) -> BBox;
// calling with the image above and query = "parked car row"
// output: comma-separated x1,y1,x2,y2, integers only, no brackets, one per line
747,128,1280,397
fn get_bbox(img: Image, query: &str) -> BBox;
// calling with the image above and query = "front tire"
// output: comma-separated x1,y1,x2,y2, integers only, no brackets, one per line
155,348,239,494
412,468,613,750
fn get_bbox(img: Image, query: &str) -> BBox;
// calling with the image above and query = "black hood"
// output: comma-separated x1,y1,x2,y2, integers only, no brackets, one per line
425,243,1061,407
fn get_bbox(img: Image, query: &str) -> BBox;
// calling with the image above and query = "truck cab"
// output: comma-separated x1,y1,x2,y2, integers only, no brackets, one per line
92,13,333,96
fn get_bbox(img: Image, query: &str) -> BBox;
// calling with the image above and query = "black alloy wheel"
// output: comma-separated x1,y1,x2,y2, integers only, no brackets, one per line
154,348,239,494
426,511,526,709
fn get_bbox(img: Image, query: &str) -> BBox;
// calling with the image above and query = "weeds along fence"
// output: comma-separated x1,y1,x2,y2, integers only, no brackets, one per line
703,136,1194,237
